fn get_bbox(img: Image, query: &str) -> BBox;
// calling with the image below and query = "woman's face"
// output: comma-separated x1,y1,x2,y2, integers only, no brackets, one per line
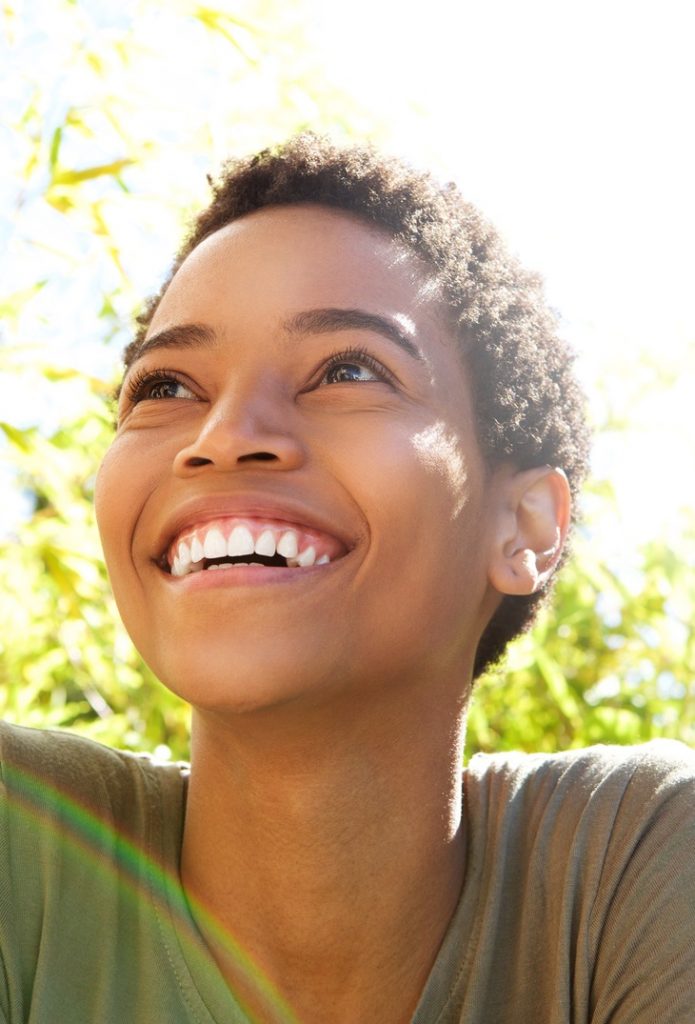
96,205,499,713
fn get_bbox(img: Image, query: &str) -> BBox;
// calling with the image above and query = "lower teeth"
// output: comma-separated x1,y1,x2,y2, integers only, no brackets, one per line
181,554,331,574
204,562,264,571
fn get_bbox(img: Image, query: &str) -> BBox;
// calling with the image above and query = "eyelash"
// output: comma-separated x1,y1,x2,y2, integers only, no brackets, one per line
123,347,395,405
319,347,395,385
124,367,192,404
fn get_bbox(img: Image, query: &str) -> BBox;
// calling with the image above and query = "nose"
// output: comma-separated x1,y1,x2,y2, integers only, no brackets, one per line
172,381,306,477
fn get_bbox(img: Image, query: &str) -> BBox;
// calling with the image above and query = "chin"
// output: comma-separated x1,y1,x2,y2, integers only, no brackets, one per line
151,646,339,717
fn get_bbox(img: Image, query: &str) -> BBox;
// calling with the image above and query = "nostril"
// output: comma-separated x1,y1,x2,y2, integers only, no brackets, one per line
186,457,213,467
238,451,278,462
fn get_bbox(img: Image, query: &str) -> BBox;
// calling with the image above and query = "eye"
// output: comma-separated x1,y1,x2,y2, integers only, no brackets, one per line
125,368,197,404
319,349,394,386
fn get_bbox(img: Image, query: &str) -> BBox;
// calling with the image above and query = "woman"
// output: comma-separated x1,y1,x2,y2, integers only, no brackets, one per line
2,136,693,1023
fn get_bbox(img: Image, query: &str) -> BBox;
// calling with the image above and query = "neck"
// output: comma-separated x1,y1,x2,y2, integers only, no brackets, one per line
181,682,468,1024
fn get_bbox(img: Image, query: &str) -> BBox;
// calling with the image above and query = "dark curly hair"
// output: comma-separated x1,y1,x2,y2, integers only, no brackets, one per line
126,134,591,678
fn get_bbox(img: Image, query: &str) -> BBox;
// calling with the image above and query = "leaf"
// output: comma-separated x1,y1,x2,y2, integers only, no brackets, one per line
86,51,104,75
41,548,83,617
0,280,47,318
0,421,35,453
535,648,582,729
192,6,260,63
45,191,75,214
49,125,62,171
36,365,112,397
52,159,135,186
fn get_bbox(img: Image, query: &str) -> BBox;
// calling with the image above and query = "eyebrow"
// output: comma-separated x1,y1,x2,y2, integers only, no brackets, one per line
282,308,424,361
129,308,424,366
128,323,218,363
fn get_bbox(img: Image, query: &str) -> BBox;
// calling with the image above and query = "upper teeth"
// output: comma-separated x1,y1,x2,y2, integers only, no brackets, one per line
276,531,298,559
169,519,335,578
203,528,227,559
255,529,276,557
227,525,254,557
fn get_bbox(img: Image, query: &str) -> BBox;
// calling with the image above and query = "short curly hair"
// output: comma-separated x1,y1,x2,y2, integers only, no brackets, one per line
127,134,591,678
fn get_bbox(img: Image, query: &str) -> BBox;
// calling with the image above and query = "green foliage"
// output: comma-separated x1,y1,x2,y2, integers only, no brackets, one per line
466,511,695,756
0,375,191,758
2,0,383,370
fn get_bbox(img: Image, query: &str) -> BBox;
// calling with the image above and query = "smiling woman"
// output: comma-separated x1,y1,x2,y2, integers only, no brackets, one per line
99,202,504,717
2,135,695,1024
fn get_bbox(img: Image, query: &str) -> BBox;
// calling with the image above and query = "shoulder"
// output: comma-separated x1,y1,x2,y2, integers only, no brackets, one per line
0,724,191,1020
466,739,695,810
0,717,141,774
464,741,695,883
461,743,695,1021
0,720,188,838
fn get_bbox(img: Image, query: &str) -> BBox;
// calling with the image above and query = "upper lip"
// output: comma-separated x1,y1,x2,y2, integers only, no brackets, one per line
152,490,358,567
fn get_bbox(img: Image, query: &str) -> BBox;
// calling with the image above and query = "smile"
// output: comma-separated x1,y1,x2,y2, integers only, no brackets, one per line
165,516,347,577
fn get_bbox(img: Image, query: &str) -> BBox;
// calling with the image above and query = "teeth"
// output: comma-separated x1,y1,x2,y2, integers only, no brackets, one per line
276,530,299,559
296,545,316,567
169,522,337,577
203,528,226,559
177,540,192,570
254,529,276,557
228,524,255,557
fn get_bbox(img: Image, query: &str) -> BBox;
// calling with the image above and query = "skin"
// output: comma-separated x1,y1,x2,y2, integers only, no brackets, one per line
96,205,570,1023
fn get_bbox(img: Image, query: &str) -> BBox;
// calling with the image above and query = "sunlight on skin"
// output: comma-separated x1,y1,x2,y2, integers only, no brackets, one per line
391,312,416,337
411,422,469,519
4,762,300,1024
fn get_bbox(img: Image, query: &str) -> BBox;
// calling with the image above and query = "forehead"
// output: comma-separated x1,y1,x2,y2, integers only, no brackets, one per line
147,204,448,342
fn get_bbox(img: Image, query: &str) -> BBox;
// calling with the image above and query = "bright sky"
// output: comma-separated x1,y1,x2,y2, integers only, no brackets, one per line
2,0,694,556
307,0,695,553
310,0,694,337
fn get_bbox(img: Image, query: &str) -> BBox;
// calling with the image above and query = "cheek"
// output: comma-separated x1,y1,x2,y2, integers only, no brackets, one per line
410,421,472,517
332,415,485,568
94,444,122,556
94,448,137,617
337,418,489,678
94,437,155,569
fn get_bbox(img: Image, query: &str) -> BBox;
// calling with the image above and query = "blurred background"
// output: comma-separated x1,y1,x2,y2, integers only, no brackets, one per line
1,0,693,758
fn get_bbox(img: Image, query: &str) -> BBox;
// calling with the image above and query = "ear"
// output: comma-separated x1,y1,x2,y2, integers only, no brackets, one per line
488,466,571,597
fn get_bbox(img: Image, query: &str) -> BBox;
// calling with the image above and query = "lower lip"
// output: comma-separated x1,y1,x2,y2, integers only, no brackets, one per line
160,560,340,590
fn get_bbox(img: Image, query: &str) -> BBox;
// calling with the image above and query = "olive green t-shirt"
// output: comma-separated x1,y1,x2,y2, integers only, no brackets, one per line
1,721,694,1023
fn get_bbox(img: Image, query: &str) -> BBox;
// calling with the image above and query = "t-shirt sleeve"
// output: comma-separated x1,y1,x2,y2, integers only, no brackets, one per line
589,740,695,1023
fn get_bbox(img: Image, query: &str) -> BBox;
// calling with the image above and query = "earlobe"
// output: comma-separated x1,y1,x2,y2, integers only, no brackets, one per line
488,466,571,597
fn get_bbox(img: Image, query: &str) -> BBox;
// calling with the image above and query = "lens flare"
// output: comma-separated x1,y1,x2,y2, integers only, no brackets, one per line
2,758,300,1024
